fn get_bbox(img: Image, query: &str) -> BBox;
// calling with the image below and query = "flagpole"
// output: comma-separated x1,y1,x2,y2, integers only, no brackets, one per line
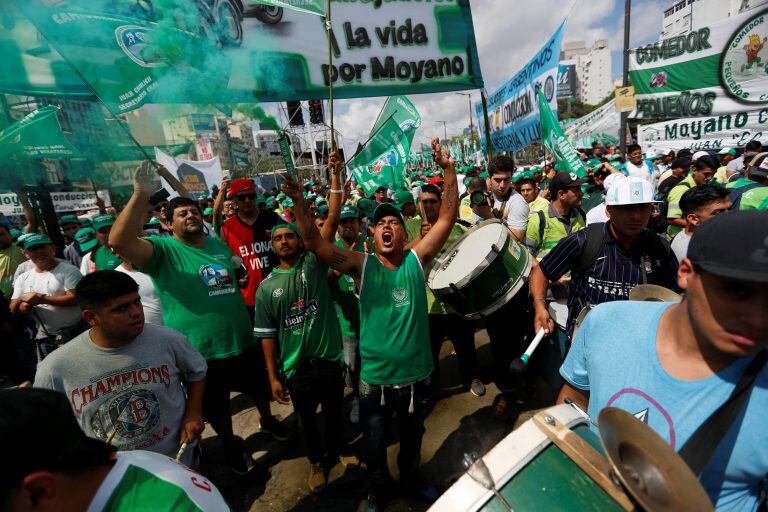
326,0,335,149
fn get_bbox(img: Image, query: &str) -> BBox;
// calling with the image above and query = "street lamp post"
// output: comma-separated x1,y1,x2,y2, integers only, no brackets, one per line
455,92,475,143
435,120,448,143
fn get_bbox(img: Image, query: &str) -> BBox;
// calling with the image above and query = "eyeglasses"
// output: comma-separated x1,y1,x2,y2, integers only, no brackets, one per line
236,193,256,201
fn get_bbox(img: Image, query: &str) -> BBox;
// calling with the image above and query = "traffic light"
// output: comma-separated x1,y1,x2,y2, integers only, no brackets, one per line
308,99,324,125
286,101,304,127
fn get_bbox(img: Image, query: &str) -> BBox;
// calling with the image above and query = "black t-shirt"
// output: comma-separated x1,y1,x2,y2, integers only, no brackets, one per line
658,175,684,198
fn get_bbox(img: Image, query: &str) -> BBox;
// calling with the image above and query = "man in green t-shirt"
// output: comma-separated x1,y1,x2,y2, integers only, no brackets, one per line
110,162,288,475
405,185,483,398
286,139,459,510
92,214,122,271
254,151,354,493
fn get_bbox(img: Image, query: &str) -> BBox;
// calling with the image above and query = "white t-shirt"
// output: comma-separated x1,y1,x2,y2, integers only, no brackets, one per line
624,160,656,186
586,203,610,225
80,251,96,275
472,191,529,231
12,261,83,333
670,231,691,263
116,264,164,325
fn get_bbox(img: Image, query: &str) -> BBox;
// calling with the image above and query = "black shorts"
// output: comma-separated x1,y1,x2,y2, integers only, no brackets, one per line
202,344,270,423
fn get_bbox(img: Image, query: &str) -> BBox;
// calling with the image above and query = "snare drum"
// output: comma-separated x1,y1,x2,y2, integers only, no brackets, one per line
428,220,532,320
430,404,624,512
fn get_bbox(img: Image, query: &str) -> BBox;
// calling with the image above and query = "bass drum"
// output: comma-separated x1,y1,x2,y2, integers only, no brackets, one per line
428,220,531,320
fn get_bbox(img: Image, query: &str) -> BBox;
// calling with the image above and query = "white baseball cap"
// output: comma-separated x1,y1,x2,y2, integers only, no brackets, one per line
645,150,658,160
661,148,675,156
602,173,625,196
718,147,737,156
692,150,709,162
605,176,659,206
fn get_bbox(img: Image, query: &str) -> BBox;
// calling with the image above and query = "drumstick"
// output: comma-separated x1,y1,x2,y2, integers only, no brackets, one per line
509,328,546,374
106,426,118,445
176,442,189,461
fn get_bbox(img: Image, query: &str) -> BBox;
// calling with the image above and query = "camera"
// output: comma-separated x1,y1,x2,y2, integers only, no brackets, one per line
470,190,491,207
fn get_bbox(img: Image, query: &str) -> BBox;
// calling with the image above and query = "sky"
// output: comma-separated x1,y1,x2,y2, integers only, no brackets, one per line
262,0,673,160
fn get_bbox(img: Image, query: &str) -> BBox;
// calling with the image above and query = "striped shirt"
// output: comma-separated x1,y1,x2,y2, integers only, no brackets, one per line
539,222,679,337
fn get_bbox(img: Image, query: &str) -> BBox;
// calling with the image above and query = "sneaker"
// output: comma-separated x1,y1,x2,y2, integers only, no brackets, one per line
308,462,326,493
224,446,252,475
469,378,486,397
259,416,290,441
350,397,359,424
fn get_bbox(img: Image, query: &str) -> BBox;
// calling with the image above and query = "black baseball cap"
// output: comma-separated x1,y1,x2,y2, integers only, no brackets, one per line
372,202,404,226
548,171,587,195
0,389,116,486
688,211,768,283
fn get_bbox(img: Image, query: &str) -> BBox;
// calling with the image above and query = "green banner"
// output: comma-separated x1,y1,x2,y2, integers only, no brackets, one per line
5,0,482,105
537,88,586,178
0,106,81,159
371,95,421,146
249,0,324,16
348,118,408,195
278,132,296,177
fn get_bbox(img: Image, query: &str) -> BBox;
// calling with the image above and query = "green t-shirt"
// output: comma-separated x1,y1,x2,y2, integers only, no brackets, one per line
94,245,122,271
739,186,768,211
581,186,605,213
726,177,754,190
0,244,26,297
253,251,342,379
330,238,364,338
358,250,432,385
139,235,253,360
404,216,467,315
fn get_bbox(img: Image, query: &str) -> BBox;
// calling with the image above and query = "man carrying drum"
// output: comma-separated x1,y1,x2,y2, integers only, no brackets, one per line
530,176,679,341
557,211,768,511
288,138,458,511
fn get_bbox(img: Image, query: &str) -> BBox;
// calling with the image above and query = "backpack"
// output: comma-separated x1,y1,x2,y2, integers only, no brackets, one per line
651,180,692,233
535,207,586,251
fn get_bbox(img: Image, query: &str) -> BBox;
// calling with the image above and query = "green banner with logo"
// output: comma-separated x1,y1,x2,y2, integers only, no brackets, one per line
537,88,586,178
0,106,81,159
371,95,421,146
4,0,482,107
248,0,324,16
348,117,409,195
629,9,768,118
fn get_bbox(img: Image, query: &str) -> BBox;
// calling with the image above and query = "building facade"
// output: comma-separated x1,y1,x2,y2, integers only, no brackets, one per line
560,39,613,106
661,0,768,39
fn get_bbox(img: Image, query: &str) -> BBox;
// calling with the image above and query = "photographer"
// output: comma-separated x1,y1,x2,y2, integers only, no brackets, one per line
471,155,529,242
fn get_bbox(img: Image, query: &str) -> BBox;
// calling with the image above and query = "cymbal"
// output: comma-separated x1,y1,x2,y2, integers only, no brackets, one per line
629,284,682,303
598,407,713,512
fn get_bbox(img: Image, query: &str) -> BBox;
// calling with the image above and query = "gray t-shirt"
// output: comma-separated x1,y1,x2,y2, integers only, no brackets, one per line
670,231,691,263
471,190,530,231
34,324,207,459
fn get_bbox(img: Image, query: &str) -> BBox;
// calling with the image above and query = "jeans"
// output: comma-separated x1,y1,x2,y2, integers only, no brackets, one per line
359,377,432,495
483,290,534,394
287,358,345,464
428,314,479,385
342,335,360,394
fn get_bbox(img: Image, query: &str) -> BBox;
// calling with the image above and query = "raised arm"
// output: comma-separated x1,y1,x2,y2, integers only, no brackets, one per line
284,173,364,277
212,178,230,228
319,149,343,243
109,161,156,268
413,138,458,267
16,190,38,234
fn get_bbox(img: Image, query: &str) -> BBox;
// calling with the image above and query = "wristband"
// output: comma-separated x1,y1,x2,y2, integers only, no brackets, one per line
532,297,547,302
329,189,343,194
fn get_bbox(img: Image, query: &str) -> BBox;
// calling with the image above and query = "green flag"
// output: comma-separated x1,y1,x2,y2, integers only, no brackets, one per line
537,88,586,178
349,118,409,195
371,96,421,147
247,0,324,16
0,106,81,159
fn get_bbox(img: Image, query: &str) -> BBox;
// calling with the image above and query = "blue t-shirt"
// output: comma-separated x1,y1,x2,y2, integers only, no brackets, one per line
561,301,768,511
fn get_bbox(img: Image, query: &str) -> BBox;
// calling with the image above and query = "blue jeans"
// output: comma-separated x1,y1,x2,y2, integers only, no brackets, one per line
359,377,432,495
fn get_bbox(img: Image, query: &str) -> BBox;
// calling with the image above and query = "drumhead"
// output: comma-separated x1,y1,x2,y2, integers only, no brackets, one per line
548,299,568,330
430,221,506,290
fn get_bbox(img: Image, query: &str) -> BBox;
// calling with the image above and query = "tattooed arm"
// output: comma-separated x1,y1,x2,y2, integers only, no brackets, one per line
283,173,365,277
413,138,459,267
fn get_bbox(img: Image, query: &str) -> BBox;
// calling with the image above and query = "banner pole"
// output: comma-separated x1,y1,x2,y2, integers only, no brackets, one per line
481,90,493,160
326,0,335,149
619,0,631,156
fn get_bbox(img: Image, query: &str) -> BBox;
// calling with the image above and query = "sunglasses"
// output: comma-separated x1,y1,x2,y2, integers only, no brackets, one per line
236,193,256,201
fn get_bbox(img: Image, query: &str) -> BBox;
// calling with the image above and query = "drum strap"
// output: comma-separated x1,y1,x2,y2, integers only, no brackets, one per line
678,349,767,476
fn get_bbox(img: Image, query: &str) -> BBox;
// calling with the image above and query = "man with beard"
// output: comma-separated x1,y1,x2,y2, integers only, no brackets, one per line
287,139,458,510
254,151,355,492
33,270,207,467
110,162,286,475
558,212,768,511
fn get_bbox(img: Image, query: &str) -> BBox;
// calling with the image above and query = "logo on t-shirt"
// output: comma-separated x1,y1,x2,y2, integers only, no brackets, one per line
199,263,235,297
273,288,283,298
284,298,319,329
607,387,677,448
391,287,409,308
91,389,160,443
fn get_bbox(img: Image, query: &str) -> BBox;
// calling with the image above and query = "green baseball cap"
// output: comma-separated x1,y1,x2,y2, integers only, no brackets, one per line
266,198,278,208
144,217,161,228
479,171,488,179
411,180,425,189
203,207,214,216
270,222,301,239
255,195,267,206
59,214,80,226
340,204,360,220
74,228,98,252
372,202,404,226
395,190,415,209
9,229,22,241
315,203,329,217
21,233,53,250
282,198,294,208
357,198,375,219
92,213,115,231
78,217,93,228
276,192,286,201
314,196,327,206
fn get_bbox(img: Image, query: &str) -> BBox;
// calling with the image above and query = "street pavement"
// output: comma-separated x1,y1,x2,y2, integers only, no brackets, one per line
199,329,559,511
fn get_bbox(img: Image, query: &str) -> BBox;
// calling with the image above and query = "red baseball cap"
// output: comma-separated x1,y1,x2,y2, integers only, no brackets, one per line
428,176,444,185
230,178,255,196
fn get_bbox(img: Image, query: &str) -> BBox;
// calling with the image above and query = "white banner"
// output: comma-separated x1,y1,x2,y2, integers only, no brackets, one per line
562,99,621,142
637,107,768,151
0,190,111,216
155,148,223,200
